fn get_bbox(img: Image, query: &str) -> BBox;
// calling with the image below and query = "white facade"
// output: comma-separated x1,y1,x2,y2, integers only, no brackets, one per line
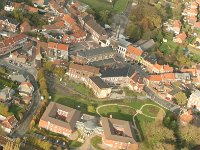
187,90,200,111
4,5,14,12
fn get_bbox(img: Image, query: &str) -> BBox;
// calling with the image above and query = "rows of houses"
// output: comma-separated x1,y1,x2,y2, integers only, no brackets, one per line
38,102,138,150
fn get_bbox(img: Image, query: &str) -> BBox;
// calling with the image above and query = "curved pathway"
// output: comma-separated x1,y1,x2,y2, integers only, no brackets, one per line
96,103,166,142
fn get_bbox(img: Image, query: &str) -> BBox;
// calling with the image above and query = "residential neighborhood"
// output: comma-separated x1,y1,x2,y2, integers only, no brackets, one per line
0,0,199,150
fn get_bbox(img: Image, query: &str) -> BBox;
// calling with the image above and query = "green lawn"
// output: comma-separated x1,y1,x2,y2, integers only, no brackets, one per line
141,105,160,117
98,105,135,121
80,0,128,13
69,140,82,148
91,136,103,150
160,40,184,55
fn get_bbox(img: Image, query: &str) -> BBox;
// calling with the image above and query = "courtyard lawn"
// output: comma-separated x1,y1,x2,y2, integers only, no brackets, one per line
113,0,129,12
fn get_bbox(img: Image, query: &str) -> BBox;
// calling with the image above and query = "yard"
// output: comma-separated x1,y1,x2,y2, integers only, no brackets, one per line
90,136,103,150
80,0,129,13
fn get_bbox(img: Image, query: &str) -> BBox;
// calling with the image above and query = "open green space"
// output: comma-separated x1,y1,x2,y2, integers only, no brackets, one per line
141,105,160,117
160,40,184,55
90,136,103,150
98,105,136,121
0,76,18,90
80,0,128,13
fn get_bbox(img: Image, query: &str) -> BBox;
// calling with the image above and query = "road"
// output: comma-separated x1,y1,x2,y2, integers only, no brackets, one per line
144,86,180,115
0,60,41,138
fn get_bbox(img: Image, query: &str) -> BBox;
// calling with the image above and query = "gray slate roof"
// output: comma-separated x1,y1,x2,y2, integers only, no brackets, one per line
101,67,135,78
0,16,19,25
89,76,110,89
78,46,114,57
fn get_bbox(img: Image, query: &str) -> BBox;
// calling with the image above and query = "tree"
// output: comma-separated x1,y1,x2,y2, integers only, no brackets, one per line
99,10,110,24
0,103,11,117
54,67,65,78
179,124,200,148
87,105,95,113
174,92,187,106
0,67,6,74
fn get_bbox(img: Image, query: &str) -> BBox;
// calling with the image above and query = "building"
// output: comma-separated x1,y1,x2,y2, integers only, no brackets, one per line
0,87,15,103
68,63,100,82
1,115,18,133
49,0,65,15
0,16,19,33
84,76,111,98
101,117,138,150
19,82,34,96
47,42,69,60
125,45,143,61
20,21,31,33
0,34,28,55
73,46,115,64
38,102,81,137
79,13,107,42
117,39,131,58
187,90,200,111
173,32,187,43
170,20,182,35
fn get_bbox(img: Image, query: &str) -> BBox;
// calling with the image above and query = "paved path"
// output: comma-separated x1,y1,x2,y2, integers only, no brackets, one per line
96,103,166,142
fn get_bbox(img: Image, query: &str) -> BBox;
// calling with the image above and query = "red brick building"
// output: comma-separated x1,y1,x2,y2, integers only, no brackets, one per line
38,102,81,137
101,117,138,150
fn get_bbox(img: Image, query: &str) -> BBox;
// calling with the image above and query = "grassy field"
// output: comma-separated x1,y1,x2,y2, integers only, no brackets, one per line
80,0,128,13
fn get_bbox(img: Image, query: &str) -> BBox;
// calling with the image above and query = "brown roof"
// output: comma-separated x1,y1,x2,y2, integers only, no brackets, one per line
69,63,100,74
101,117,137,144
86,19,106,35
2,115,18,129
40,102,81,131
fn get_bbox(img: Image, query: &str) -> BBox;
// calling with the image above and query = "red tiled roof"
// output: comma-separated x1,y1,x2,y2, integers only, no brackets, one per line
153,64,162,70
163,73,175,80
127,45,143,57
194,22,200,28
63,14,76,25
147,75,162,81
48,42,69,51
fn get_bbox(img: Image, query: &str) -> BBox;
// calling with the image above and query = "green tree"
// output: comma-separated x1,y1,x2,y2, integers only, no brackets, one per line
0,67,6,74
0,103,11,117
87,105,95,113
180,124,200,148
99,10,110,24
174,92,187,106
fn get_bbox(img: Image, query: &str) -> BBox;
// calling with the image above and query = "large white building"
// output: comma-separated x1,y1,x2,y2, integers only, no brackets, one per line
187,90,200,111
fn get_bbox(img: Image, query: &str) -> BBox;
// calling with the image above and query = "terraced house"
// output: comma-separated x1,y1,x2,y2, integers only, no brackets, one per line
0,16,19,33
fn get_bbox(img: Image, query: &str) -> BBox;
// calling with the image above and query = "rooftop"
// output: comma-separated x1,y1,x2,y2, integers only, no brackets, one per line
89,76,110,89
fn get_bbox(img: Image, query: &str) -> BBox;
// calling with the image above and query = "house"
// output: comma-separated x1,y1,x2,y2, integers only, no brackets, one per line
1,115,18,133
125,45,143,62
171,20,182,35
62,14,76,29
67,63,100,82
24,5,38,13
38,102,81,137
79,13,107,43
141,53,157,70
194,22,200,29
187,90,200,111
0,87,15,103
0,34,28,55
173,32,187,43
19,82,34,96
4,5,14,12
0,16,19,33
20,21,31,33
117,39,131,58
101,67,144,93
84,76,112,98
73,46,115,64
152,64,173,74
179,109,194,125
101,117,138,150
47,42,69,60
49,0,65,15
